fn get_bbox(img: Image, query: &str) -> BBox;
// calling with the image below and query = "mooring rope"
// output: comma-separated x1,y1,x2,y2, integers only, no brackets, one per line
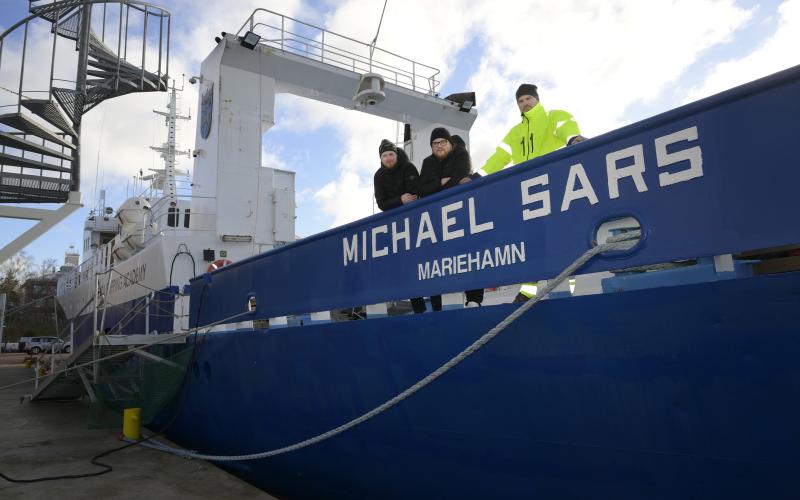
141,230,642,462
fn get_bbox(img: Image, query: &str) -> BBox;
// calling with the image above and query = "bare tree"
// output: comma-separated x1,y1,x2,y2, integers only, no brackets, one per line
38,258,59,277
0,252,35,307
0,252,35,285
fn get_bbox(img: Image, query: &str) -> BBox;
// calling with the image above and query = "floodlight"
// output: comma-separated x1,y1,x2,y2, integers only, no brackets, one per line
240,31,261,50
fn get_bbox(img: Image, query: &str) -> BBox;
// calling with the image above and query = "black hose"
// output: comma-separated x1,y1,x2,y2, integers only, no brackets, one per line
168,244,196,287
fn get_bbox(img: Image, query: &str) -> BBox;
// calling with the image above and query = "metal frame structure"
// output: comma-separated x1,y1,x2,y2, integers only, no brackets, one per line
0,191,81,263
235,8,441,95
0,0,171,265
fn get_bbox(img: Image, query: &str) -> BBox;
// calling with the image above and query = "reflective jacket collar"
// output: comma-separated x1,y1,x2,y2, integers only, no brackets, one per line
520,102,546,123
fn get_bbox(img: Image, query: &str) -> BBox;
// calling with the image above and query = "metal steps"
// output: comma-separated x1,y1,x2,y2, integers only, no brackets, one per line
50,87,85,124
0,170,72,203
20,98,78,137
30,337,92,401
29,0,82,23
0,132,73,160
30,340,132,401
0,112,76,150
86,33,167,93
0,152,72,173
50,7,81,40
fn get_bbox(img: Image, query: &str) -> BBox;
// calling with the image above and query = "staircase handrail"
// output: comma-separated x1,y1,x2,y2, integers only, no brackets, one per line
28,0,170,20
3,1,169,42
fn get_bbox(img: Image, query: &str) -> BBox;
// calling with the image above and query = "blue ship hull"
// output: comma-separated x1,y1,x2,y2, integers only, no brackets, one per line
155,271,800,499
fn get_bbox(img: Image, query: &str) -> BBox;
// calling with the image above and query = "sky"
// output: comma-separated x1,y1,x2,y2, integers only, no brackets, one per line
1,0,798,267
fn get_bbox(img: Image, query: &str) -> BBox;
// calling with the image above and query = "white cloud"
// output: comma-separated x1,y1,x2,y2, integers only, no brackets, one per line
273,94,398,227
684,0,800,102
465,0,752,153
314,170,377,226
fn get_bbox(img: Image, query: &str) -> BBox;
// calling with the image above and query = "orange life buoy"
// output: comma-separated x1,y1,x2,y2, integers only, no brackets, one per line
207,258,233,272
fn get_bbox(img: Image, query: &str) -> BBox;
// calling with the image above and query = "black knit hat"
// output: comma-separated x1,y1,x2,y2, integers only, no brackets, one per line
515,83,539,100
430,127,452,145
378,139,397,156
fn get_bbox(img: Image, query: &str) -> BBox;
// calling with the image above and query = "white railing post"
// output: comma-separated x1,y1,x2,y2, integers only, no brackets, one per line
280,16,285,51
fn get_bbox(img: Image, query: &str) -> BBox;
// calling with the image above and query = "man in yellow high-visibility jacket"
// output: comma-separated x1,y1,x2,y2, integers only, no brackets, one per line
477,83,587,176
474,84,588,301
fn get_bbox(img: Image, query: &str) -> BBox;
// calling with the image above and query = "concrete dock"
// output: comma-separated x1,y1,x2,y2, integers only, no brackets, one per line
0,354,277,499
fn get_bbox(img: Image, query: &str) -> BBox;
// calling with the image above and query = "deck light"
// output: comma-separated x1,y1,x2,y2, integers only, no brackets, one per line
240,31,261,50
444,92,476,112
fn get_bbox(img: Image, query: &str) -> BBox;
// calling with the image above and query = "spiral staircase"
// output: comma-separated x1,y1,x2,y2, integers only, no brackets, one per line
0,0,171,263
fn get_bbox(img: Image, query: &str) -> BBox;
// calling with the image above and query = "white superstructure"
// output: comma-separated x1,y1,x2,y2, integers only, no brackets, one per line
57,80,297,335
57,8,477,337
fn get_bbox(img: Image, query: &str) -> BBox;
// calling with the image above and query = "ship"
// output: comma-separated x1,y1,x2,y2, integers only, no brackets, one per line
9,3,800,499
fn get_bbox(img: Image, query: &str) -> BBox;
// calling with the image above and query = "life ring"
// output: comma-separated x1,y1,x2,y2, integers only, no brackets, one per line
207,258,233,272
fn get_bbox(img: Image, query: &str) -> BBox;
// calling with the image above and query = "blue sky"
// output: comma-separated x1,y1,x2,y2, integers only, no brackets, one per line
1,0,798,267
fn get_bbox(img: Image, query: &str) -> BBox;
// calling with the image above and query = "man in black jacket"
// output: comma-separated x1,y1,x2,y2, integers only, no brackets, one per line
373,139,435,314
374,139,418,211
418,128,472,196
418,128,484,307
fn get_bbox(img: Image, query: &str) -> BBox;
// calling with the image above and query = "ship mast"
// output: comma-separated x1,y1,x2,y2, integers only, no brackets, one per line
150,81,191,202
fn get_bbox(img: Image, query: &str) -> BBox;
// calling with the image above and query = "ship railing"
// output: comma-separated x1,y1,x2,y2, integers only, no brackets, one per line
36,341,68,378
66,238,115,288
235,8,440,96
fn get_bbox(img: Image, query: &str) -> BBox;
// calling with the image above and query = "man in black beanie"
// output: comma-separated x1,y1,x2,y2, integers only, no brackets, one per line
417,127,484,308
374,139,418,211
418,127,472,196
373,139,433,313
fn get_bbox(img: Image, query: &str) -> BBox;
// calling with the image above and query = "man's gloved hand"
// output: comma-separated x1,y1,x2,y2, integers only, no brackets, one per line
459,172,482,185
568,135,588,146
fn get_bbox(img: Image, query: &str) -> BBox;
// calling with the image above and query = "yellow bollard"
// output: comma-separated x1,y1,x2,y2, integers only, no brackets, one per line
122,407,142,441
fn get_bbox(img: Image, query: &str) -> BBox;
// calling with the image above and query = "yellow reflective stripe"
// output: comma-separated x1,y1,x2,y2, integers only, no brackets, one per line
519,283,538,298
498,141,512,154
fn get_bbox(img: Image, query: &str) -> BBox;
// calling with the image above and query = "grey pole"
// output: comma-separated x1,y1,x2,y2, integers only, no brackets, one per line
53,295,59,337
0,293,6,349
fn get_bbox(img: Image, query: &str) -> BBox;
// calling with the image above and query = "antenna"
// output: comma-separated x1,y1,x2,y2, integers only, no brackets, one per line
367,0,389,72
92,110,107,214
355,1,389,109
150,81,192,202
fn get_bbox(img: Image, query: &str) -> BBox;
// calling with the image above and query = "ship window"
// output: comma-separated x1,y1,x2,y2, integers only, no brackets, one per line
183,209,190,228
168,207,178,227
